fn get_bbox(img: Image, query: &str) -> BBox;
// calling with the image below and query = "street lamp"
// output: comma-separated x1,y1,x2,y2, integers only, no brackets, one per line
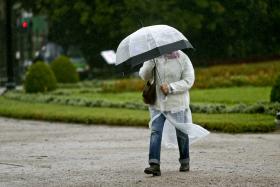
5,0,15,89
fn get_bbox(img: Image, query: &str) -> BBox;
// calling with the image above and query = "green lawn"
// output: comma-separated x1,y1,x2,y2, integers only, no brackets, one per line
51,86,271,104
190,86,271,104
0,97,275,133
0,97,148,127
70,91,142,103
1,60,277,133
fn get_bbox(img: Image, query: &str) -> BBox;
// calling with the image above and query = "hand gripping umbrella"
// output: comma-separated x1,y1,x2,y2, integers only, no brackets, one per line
115,25,194,74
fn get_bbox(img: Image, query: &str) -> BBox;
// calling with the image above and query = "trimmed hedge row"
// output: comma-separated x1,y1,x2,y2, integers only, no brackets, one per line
4,91,280,115
101,79,144,93
190,103,280,115
194,61,280,88
4,91,147,110
0,97,276,133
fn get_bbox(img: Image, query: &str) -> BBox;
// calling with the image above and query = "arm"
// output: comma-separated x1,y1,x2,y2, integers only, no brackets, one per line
139,60,155,81
169,54,195,94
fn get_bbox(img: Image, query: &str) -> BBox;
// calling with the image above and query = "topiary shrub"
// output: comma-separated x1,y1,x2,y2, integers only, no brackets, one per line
51,55,79,83
270,74,280,102
24,61,57,93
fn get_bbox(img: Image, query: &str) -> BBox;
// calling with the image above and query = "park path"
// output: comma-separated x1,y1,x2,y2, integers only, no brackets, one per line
0,117,279,187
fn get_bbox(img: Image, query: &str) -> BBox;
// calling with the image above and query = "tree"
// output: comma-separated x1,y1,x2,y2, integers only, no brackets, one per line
16,0,280,74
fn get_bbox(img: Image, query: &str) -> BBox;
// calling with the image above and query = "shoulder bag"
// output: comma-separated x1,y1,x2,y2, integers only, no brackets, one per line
142,67,156,105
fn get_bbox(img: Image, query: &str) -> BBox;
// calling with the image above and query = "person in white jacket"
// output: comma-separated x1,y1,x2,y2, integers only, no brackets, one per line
139,50,203,176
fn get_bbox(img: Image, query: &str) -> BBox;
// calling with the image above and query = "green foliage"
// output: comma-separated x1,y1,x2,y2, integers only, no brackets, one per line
4,91,147,110
51,56,79,83
195,61,280,88
0,97,275,133
99,61,280,91
4,87,280,115
0,97,149,127
56,60,279,93
191,103,280,115
21,0,280,70
270,74,280,102
193,113,275,133
190,87,271,104
101,79,144,93
24,61,57,93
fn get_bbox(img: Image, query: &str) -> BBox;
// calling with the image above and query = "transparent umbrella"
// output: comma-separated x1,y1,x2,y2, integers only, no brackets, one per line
115,24,194,74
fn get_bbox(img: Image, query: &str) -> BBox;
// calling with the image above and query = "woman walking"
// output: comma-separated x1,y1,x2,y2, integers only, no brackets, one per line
139,50,209,176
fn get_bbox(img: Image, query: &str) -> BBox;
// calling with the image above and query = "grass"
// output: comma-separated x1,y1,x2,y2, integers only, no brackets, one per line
45,86,272,104
40,88,143,103
0,97,275,133
1,60,278,132
190,86,271,104
195,113,275,133
0,97,148,127
68,91,142,103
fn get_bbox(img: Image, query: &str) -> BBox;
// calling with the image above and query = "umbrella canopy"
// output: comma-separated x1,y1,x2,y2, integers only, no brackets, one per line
116,25,193,73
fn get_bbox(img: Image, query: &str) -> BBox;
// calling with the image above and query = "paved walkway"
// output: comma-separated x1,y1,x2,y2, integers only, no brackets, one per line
0,117,279,187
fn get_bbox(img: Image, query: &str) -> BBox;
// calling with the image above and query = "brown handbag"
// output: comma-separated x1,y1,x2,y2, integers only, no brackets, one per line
142,68,156,105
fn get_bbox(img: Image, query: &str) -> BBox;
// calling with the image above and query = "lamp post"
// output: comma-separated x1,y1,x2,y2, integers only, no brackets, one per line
275,112,280,127
5,0,15,89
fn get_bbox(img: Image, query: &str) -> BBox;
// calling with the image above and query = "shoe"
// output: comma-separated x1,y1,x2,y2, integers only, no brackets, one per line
179,163,189,172
144,164,161,176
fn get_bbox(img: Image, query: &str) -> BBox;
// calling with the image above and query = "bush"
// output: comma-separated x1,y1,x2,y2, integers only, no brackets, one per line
51,56,79,83
270,74,280,102
24,61,57,93
195,61,280,88
101,79,144,92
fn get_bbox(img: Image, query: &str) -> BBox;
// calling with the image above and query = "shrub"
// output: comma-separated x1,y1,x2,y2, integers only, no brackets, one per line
195,61,280,88
24,61,57,93
51,56,79,83
270,74,280,102
101,79,144,92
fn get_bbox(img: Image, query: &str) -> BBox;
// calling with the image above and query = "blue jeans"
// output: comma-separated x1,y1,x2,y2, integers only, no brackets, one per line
149,112,189,165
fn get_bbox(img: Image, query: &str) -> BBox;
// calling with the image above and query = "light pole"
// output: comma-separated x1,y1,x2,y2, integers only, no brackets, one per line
5,0,15,89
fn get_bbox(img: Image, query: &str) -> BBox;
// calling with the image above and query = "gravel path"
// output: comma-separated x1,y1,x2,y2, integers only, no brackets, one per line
0,117,279,187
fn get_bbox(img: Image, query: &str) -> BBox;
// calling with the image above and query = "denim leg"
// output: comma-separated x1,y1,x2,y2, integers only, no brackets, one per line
149,114,166,165
170,110,190,164
176,128,189,164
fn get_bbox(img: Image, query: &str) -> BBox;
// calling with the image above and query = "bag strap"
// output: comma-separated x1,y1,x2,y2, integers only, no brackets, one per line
152,66,156,84
152,59,163,84
177,52,184,77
